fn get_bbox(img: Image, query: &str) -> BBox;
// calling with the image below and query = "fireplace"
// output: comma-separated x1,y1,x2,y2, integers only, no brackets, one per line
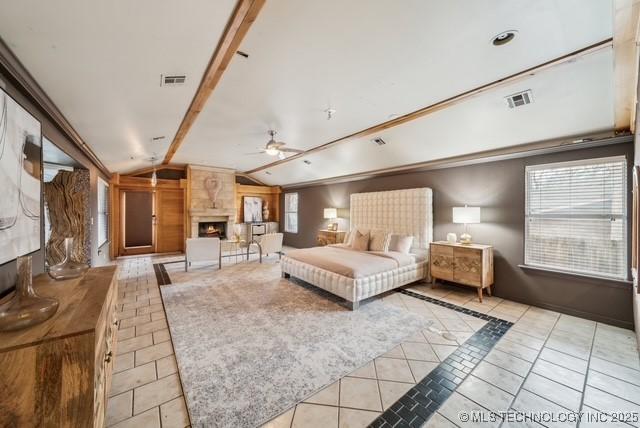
198,221,227,239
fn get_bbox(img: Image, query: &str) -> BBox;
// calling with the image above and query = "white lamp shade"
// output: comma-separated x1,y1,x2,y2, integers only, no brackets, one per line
453,206,480,224
324,208,338,219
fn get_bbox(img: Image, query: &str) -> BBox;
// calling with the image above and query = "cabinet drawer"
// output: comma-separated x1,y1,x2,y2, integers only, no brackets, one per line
431,244,453,256
453,254,482,286
431,257,454,281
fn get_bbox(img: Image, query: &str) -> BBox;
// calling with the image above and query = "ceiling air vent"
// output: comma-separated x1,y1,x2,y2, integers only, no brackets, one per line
371,137,386,146
161,74,186,86
505,90,533,108
303,160,311,165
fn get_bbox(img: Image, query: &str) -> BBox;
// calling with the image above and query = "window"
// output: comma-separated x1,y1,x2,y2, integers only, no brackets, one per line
98,178,109,247
525,156,627,280
284,192,298,233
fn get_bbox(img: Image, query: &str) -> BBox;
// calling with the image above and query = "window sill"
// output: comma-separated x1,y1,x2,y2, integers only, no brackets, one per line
518,264,632,286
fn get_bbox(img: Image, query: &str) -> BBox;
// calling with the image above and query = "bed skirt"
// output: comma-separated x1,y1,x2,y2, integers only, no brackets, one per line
281,256,428,306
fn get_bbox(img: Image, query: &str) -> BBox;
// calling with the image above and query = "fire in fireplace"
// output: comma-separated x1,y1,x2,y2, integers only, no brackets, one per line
198,221,227,239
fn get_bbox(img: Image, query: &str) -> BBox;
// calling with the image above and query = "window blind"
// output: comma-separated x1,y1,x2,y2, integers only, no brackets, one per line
525,156,627,280
98,178,109,247
284,192,298,233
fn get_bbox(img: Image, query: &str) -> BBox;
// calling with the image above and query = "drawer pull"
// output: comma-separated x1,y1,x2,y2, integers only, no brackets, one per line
105,351,113,363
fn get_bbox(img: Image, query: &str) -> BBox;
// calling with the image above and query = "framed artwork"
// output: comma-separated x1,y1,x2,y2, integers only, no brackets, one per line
0,87,42,265
243,196,263,223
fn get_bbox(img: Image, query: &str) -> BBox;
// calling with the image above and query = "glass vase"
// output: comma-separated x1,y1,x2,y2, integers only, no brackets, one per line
0,256,59,332
48,237,89,280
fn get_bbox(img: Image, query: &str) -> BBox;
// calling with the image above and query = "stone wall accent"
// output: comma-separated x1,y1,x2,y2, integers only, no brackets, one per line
188,166,236,239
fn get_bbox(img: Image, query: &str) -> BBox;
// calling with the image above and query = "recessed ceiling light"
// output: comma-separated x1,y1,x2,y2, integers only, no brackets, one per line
371,137,386,146
492,30,517,46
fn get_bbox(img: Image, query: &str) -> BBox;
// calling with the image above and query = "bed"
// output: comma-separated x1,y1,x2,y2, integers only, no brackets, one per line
281,188,433,309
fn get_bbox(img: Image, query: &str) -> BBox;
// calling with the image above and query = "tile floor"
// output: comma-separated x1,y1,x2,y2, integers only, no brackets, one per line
106,256,640,428
106,255,190,428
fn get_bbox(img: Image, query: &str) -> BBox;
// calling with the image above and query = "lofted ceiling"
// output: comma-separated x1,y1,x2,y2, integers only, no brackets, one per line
0,0,620,185
0,0,237,172
257,49,614,185
171,0,614,185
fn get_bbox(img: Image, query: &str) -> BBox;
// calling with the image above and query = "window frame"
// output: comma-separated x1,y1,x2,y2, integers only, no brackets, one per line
284,192,299,234
97,177,109,247
523,155,628,281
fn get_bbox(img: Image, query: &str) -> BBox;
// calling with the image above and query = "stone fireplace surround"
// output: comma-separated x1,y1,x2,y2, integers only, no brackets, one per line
188,165,236,239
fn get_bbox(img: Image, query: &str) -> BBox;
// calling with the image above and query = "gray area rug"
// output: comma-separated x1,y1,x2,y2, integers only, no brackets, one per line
161,260,432,428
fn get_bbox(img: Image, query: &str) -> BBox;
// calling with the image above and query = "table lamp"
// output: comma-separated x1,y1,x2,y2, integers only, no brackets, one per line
452,205,481,244
324,208,338,231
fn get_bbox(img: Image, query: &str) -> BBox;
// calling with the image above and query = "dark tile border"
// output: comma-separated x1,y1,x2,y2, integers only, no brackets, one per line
153,263,172,286
369,290,513,428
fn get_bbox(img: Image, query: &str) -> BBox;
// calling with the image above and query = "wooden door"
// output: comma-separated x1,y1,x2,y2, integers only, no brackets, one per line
156,189,184,253
120,190,155,256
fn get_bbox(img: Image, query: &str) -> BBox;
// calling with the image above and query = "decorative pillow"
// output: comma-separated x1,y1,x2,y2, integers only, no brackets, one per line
351,230,370,251
369,229,391,252
388,234,413,254
343,230,353,245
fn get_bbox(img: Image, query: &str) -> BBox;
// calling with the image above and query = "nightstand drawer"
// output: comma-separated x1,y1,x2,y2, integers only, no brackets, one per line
431,254,454,281
431,244,454,256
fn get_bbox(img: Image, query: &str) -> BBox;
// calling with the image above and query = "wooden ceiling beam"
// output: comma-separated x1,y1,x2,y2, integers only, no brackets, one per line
244,39,613,175
162,0,265,164
613,0,640,132
122,164,186,177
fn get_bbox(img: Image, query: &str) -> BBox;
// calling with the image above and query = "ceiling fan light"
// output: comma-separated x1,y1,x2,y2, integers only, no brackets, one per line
265,148,279,156
151,170,158,187
278,151,286,160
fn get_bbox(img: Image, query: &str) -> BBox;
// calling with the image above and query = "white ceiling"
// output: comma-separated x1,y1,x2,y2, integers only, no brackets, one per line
257,48,615,185
0,0,616,184
173,0,614,183
0,0,237,172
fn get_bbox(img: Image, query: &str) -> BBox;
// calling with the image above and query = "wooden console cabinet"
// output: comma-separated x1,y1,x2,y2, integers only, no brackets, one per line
317,229,346,246
0,266,119,427
430,241,494,302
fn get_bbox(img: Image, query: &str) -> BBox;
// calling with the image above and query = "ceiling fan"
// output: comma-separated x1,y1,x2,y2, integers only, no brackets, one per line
247,130,304,160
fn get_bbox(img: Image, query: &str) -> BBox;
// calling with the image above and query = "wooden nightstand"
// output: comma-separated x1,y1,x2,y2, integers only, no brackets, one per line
430,241,494,302
317,230,346,246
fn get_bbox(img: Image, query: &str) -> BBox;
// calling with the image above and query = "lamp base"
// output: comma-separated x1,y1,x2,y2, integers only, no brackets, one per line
460,233,473,245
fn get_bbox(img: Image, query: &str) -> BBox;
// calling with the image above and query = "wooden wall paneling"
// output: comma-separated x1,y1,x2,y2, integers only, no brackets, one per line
185,169,192,239
110,175,185,257
156,188,185,253
235,184,282,223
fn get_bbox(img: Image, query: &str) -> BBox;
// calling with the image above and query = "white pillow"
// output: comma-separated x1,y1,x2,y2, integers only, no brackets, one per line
388,234,413,254
351,230,370,251
369,229,391,252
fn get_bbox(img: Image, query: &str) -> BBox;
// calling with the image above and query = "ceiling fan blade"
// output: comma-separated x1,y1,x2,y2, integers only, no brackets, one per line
280,148,304,153
243,151,266,155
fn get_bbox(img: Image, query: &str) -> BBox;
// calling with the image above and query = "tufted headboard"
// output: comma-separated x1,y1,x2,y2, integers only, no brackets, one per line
349,188,433,255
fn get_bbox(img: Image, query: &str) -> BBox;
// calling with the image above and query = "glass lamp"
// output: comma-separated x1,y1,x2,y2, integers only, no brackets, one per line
452,205,481,244
324,208,338,231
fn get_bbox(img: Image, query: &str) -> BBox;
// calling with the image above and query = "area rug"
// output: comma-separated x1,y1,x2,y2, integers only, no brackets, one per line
160,260,433,428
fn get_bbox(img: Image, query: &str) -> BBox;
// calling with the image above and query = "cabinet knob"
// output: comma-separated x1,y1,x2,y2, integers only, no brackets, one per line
105,351,113,363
